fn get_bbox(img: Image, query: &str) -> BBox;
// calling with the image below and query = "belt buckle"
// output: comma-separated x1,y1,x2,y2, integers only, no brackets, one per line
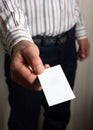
42,34,56,45
57,35,67,44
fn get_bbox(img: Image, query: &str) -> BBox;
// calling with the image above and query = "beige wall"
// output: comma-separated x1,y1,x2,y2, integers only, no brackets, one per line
67,0,93,130
0,0,93,130
0,48,10,130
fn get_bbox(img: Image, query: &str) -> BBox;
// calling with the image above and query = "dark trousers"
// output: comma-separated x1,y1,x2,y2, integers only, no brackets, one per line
4,30,77,130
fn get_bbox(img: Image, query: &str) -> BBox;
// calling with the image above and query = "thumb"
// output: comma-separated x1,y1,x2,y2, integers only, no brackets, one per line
77,45,87,61
22,44,45,74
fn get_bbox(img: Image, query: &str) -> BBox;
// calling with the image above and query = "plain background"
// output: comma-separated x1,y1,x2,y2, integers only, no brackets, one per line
0,0,93,130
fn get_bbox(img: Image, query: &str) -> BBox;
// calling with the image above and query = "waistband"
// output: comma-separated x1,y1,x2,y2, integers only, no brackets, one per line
32,26,76,47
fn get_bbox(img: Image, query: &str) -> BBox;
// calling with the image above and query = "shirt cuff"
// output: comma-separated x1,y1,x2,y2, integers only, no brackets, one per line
75,26,88,40
6,27,34,55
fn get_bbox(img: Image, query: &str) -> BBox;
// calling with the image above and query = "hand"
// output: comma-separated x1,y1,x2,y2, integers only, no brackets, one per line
77,38,90,61
10,40,49,91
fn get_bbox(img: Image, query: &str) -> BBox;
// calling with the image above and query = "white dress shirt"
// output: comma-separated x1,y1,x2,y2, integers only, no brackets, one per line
0,0,87,54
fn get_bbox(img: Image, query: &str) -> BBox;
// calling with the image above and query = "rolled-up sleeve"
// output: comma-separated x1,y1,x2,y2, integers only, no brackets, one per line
0,0,33,55
75,0,87,40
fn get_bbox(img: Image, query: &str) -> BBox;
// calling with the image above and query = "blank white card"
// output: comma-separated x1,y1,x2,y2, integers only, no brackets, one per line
38,65,75,106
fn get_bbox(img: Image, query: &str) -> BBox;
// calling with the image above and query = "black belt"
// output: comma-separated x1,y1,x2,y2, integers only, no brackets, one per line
32,25,76,47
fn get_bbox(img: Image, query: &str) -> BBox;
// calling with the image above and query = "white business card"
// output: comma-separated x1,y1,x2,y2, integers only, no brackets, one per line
38,65,75,106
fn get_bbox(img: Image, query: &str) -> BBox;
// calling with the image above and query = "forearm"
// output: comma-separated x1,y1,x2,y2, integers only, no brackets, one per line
75,0,87,40
0,0,33,55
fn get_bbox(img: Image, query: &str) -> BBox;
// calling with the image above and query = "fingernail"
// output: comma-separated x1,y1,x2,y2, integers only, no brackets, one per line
35,65,45,74
82,54,85,58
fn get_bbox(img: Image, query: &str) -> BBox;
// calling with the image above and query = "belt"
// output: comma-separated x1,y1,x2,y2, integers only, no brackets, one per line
32,26,76,47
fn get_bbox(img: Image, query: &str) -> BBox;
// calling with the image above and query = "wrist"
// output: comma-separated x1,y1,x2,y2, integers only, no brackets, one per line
12,40,34,57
